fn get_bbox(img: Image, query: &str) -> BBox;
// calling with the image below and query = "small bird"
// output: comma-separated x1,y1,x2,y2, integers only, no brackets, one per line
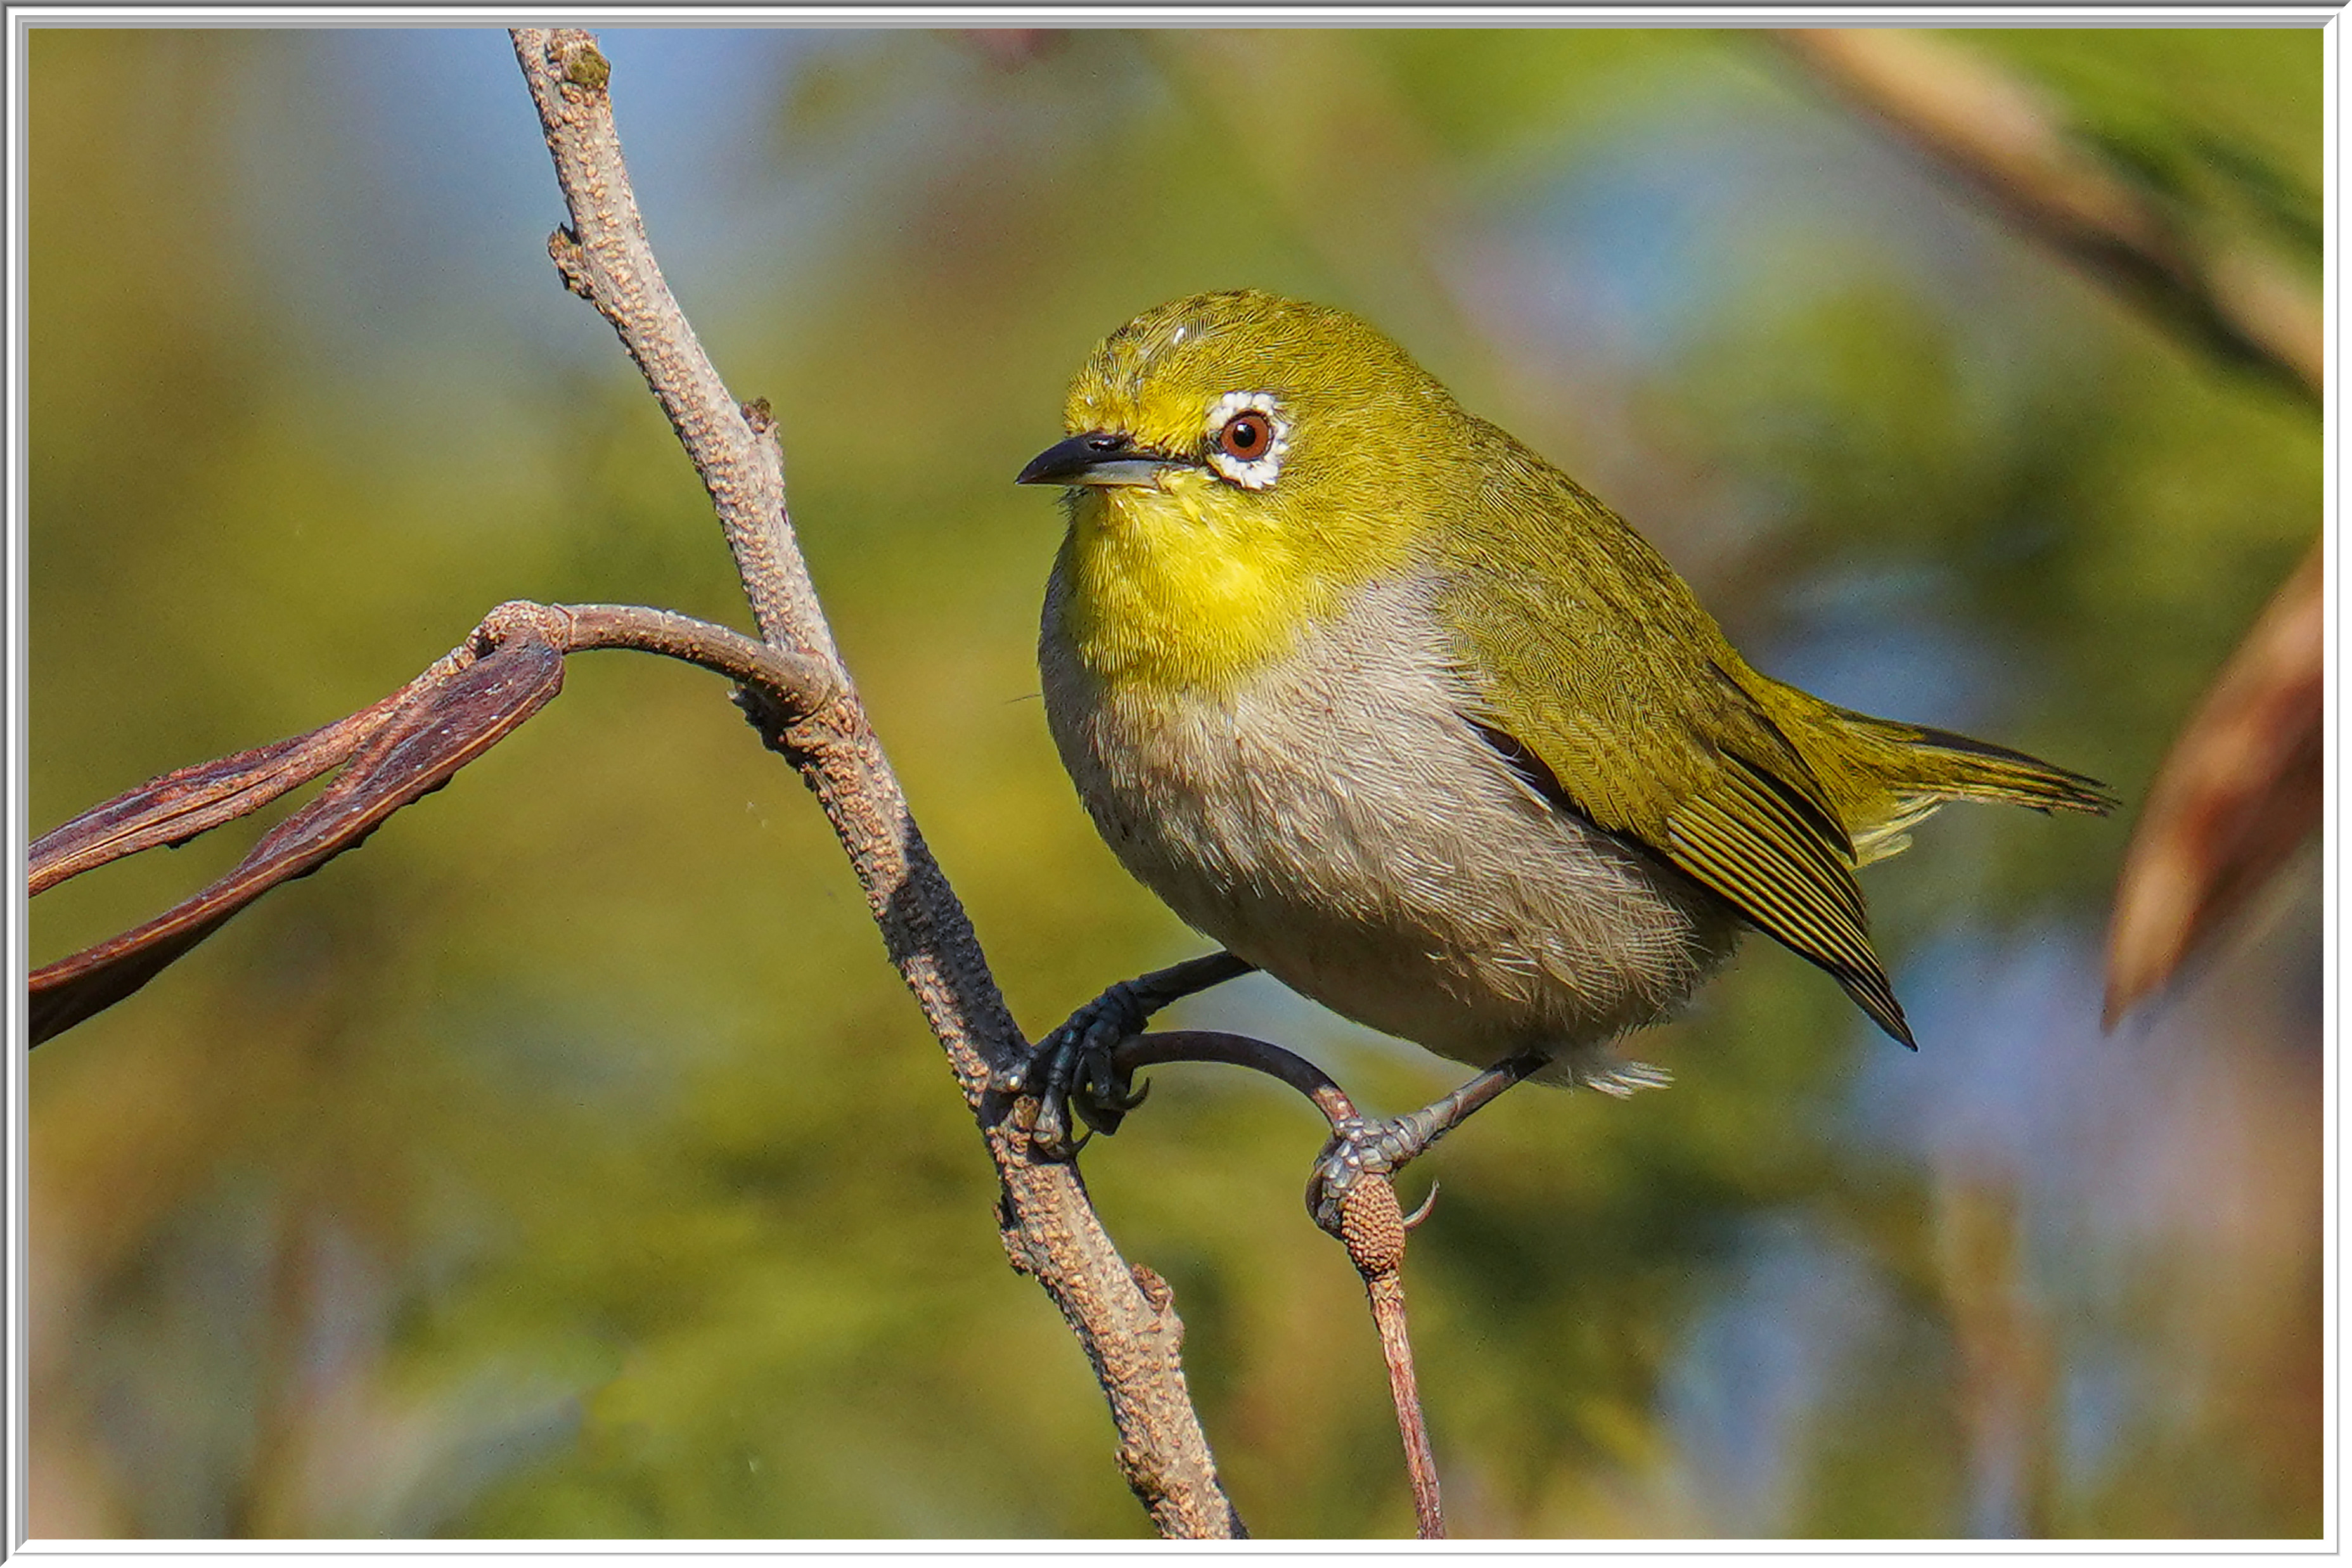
1013,289,2111,1173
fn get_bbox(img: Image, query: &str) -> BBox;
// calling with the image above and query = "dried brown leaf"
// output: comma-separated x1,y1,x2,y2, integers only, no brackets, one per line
30,637,564,1045
2104,542,2322,1025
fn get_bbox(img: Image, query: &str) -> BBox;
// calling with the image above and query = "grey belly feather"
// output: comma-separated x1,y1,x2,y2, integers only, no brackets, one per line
1040,571,1741,1091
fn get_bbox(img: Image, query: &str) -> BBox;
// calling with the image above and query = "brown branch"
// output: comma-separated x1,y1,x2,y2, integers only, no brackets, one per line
511,41,804,645
1342,1183,1444,1540
1773,29,2320,406
1115,1027,1358,1128
508,28,1240,1538
504,600,837,709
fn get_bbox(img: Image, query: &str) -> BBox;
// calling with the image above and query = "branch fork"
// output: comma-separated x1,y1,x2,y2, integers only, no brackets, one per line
28,27,1485,1540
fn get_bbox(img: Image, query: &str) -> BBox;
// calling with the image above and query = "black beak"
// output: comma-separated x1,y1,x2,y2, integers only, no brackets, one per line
1015,431,1186,488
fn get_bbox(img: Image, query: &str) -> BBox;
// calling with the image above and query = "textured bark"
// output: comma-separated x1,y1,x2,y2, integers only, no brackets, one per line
510,27,1240,1538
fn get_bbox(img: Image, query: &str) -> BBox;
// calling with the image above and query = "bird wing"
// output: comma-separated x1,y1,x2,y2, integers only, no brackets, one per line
1441,459,1913,1046
1651,690,1912,1048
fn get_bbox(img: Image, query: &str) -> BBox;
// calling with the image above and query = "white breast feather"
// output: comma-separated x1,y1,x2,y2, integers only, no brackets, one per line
1041,572,1742,1091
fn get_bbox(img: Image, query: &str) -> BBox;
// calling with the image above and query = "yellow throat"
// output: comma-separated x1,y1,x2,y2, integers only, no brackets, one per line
1056,475,1356,693
1037,293,1441,694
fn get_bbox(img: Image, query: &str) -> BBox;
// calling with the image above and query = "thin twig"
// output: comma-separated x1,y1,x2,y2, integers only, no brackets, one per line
511,40,804,643
1116,1027,1358,1128
1773,29,2320,406
1115,1031,1448,1538
509,29,1240,1537
1346,1186,1444,1539
483,600,839,714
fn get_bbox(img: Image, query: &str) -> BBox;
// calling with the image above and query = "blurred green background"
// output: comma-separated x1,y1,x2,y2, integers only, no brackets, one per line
26,25,2320,1539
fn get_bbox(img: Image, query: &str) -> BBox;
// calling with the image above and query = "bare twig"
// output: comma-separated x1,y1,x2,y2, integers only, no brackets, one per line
513,40,803,644
1341,1181,1444,1539
510,28,1239,1537
1115,1031,1448,1538
1115,1027,1358,1128
492,600,837,710
1774,29,2320,406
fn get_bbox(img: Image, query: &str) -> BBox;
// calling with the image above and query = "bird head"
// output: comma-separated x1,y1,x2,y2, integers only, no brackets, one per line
1019,290,1457,688
1019,288,1453,522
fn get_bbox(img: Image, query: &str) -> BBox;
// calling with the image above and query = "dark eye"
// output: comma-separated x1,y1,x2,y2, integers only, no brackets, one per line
1218,411,1272,461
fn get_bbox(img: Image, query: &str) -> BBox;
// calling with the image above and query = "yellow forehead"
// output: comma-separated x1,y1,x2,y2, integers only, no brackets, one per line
1060,288,1430,450
1064,304,1258,450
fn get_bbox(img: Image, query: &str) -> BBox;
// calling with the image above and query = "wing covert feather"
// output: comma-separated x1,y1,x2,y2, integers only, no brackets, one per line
1438,441,1913,1046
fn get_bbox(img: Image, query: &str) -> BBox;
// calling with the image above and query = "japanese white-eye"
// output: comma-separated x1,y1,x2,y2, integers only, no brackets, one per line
1017,289,2110,1130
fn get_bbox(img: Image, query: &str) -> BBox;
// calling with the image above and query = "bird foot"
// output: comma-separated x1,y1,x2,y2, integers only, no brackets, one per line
1303,1050,1553,1233
998,981,1157,1159
1306,1114,1439,1237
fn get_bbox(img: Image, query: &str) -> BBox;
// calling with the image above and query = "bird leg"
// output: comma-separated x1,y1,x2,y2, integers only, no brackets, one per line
1306,1050,1553,1233
1005,950,1256,1157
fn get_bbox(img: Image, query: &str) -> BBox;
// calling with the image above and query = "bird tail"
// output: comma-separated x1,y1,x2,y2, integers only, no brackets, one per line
1833,713,2117,865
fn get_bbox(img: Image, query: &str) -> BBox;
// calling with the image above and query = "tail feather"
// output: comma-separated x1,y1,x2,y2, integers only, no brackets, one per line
1827,712,2116,866
1899,724,2119,815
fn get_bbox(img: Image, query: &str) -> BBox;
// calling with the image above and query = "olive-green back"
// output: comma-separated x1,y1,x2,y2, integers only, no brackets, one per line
1432,423,1913,1044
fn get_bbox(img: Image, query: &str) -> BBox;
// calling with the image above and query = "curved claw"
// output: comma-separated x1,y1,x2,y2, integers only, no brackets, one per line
1034,1031,1091,1157
1077,1067,1152,1128
1026,1084,1100,1162
1010,954,1254,1159
1304,1052,1544,1230
1070,1058,1146,1138
1025,1088,1071,1159
1015,982,1157,1157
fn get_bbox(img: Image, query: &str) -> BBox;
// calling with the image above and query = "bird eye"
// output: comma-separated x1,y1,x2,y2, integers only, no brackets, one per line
1202,392,1287,489
1218,411,1271,461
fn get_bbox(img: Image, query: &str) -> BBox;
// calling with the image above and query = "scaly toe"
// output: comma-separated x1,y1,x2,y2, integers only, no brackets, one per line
1307,1116,1415,1235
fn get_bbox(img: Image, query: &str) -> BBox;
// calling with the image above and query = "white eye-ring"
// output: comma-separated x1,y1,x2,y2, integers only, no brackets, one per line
1204,391,1289,490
